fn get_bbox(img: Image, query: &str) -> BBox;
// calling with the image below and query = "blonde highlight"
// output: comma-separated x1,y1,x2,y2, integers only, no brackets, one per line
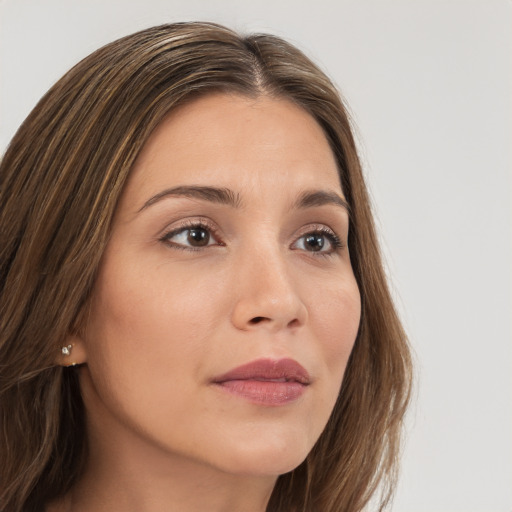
0,22,412,512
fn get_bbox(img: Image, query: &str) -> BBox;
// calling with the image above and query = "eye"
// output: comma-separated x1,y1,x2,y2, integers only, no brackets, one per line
292,227,343,255
160,222,221,250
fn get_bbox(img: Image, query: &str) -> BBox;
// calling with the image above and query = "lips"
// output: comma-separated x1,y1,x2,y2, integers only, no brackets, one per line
212,358,310,406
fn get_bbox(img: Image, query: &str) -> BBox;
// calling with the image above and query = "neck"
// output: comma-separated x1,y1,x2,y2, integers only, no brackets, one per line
63,454,275,512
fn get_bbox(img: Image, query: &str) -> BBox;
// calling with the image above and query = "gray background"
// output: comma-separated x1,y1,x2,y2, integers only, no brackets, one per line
1,1,511,510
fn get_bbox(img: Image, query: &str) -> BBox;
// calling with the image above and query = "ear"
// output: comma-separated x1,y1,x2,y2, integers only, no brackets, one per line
56,333,88,367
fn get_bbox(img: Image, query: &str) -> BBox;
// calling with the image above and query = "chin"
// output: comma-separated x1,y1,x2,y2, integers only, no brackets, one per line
209,434,311,477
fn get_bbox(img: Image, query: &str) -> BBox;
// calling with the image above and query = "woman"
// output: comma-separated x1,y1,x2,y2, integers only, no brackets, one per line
0,22,412,512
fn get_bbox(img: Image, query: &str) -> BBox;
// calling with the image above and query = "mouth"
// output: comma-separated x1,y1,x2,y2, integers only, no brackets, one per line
211,358,310,406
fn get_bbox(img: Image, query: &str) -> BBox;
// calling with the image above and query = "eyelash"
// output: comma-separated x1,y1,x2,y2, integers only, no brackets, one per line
160,219,222,252
159,220,345,256
294,225,345,256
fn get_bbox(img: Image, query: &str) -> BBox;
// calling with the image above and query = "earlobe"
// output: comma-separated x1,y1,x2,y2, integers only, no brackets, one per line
56,334,88,367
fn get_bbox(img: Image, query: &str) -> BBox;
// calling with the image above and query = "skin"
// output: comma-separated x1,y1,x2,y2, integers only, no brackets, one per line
53,93,361,512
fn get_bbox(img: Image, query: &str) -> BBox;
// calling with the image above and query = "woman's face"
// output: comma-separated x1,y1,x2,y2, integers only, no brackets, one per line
76,93,361,477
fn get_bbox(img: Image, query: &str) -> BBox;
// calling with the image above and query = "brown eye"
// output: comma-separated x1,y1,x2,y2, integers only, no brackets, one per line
187,228,210,246
161,223,218,250
304,234,325,252
291,228,343,255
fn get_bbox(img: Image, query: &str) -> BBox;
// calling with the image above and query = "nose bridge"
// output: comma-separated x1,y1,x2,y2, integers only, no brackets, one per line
230,237,308,332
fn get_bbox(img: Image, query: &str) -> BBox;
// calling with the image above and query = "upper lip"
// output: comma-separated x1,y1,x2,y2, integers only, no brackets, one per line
212,358,310,385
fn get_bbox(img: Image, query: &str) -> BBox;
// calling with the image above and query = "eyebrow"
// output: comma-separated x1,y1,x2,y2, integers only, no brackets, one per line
138,185,242,211
138,185,350,214
293,189,350,214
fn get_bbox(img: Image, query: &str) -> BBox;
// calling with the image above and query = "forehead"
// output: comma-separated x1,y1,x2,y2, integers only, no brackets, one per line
124,93,342,209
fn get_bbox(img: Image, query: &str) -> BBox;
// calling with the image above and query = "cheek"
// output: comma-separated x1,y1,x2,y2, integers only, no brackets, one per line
90,256,218,336
82,257,227,391
80,263,219,432
310,275,361,378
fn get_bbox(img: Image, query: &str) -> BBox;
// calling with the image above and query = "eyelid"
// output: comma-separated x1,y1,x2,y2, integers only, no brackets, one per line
158,218,345,255
159,217,224,250
291,223,345,254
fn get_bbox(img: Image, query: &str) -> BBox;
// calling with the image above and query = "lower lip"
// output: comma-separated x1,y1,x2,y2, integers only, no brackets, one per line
215,380,307,406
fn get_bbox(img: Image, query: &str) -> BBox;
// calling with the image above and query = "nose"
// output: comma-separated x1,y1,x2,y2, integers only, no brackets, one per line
230,247,308,333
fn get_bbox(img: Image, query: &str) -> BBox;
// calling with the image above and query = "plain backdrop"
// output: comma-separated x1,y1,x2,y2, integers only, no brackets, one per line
1,1,511,511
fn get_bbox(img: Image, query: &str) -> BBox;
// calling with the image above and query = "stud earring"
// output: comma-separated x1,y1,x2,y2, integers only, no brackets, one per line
60,344,79,367
61,344,73,356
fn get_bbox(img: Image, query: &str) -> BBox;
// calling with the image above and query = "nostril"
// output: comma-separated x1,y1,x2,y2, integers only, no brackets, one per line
249,316,266,324
287,318,300,329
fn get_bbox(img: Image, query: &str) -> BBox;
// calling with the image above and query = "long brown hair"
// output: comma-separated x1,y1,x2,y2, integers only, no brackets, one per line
0,22,412,512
